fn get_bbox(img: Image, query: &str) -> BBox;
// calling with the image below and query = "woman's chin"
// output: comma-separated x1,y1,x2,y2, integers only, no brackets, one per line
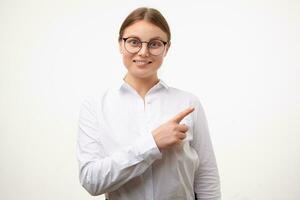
130,70,155,79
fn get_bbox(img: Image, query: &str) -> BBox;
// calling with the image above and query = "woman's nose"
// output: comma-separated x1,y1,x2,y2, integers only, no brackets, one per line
138,43,150,57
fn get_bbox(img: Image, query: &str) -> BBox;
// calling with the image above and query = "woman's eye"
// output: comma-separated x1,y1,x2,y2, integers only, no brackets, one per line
128,39,140,46
149,40,163,48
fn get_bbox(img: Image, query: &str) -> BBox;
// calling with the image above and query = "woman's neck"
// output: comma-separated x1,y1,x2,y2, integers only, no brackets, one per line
123,73,159,99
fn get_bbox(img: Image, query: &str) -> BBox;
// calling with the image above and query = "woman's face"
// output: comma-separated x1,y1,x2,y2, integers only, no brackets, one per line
119,20,170,79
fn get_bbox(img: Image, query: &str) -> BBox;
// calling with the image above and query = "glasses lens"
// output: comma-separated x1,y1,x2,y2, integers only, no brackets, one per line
148,40,165,55
124,38,166,55
124,38,141,53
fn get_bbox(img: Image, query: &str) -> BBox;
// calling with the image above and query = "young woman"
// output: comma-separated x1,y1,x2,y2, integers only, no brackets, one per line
76,7,221,200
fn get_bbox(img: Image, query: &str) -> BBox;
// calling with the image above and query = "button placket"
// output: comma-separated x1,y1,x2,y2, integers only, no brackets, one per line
143,96,151,135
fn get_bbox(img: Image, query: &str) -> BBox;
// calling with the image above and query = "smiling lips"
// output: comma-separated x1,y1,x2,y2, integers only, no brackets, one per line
133,59,152,65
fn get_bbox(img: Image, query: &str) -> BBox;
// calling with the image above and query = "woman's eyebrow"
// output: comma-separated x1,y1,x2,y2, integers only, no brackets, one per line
125,35,164,40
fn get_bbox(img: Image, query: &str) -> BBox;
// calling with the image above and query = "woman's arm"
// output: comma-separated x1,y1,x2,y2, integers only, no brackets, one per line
76,97,162,196
191,98,221,200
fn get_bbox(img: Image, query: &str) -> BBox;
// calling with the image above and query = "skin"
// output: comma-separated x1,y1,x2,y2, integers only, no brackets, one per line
119,20,170,99
119,20,194,150
151,107,195,150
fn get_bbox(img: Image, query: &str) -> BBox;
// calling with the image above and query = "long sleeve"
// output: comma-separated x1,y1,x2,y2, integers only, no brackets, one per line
76,97,162,196
191,98,221,200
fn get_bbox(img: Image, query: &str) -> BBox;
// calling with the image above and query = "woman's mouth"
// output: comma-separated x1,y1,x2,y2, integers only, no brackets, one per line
133,60,152,66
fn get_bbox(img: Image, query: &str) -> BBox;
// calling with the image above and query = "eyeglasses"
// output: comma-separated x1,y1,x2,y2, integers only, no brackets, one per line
122,37,168,56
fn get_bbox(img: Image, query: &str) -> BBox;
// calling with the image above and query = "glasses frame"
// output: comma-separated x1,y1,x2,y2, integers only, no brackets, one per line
122,37,168,56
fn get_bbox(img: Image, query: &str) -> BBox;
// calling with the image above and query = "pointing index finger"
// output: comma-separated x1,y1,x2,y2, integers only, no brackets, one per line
170,107,195,123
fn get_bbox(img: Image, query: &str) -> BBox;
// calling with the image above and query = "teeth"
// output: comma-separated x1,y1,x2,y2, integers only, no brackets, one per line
134,60,150,64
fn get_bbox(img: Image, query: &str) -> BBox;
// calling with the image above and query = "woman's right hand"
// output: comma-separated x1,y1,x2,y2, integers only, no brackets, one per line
151,107,195,150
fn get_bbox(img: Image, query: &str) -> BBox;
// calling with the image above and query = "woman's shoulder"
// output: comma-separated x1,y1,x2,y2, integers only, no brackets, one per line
167,86,201,105
80,88,110,107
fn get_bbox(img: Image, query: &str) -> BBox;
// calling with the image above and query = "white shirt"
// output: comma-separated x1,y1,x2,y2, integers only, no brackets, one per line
76,77,221,200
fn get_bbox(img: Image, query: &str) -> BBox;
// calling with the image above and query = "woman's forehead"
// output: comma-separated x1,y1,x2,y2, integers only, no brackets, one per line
123,20,168,41
124,35,165,41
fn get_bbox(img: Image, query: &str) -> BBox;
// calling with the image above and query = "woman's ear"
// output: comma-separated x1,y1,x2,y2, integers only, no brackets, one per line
163,41,171,57
119,41,123,54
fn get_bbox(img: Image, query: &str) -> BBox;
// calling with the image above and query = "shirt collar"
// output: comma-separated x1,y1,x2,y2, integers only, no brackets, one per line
114,75,169,92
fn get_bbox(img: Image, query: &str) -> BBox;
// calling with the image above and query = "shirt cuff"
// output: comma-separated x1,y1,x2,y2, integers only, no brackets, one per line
134,132,162,164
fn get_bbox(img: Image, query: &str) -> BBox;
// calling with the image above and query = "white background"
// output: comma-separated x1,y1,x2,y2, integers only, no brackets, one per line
1,0,299,199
